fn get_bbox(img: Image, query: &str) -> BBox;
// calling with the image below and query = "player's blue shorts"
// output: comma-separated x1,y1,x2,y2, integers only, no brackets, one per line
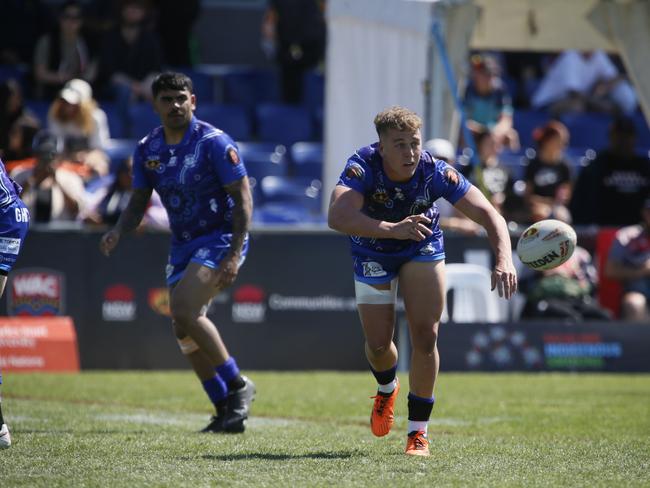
353,243,445,285
623,278,650,302
0,200,29,275
166,230,249,286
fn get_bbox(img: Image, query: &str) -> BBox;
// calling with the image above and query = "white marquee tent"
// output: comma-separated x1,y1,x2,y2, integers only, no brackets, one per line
323,0,650,206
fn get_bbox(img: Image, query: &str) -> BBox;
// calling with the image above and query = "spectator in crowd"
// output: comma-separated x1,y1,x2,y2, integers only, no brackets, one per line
570,117,650,227
261,0,326,104
32,1,97,100
604,197,650,321
80,157,168,229
464,54,519,151
11,130,86,223
0,0,52,66
531,50,637,117
0,79,41,164
459,128,514,217
153,0,201,67
520,244,610,322
424,138,482,236
523,121,573,223
47,78,110,181
98,0,163,123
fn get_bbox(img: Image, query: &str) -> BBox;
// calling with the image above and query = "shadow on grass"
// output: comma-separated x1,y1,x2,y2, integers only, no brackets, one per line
194,451,361,461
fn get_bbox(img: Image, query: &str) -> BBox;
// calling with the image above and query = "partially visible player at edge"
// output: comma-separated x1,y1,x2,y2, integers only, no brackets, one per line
99,72,255,433
328,106,517,456
0,156,31,449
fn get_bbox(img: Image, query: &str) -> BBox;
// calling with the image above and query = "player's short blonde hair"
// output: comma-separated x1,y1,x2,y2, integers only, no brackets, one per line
373,106,422,137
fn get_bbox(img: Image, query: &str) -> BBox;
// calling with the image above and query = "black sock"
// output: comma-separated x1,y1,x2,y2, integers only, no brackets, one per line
0,402,4,425
227,376,246,392
407,393,434,422
370,365,397,386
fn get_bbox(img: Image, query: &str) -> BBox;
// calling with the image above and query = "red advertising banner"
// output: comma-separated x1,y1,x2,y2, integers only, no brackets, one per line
0,317,80,372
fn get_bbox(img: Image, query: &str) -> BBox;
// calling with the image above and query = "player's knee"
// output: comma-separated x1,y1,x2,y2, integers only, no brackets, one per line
621,292,647,320
366,340,392,357
410,325,438,354
169,297,195,327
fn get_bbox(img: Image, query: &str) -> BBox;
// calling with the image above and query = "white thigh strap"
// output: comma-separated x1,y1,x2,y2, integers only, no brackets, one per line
355,279,397,305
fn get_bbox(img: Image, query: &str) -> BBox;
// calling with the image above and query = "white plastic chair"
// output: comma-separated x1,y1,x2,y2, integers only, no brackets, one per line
441,263,507,323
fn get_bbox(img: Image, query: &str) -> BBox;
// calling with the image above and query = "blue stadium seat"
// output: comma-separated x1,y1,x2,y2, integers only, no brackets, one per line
195,104,252,141
128,103,160,138
313,106,324,141
237,142,289,183
258,175,322,213
290,142,323,179
513,109,551,148
253,202,324,225
302,70,324,111
100,102,126,139
633,112,650,148
256,103,314,146
104,138,137,173
222,68,280,111
180,69,214,103
559,112,612,149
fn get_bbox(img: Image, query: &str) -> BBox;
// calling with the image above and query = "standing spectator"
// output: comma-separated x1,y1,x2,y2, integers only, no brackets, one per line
261,0,326,104
464,54,519,151
98,0,163,124
604,198,650,321
153,0,201,67
570,117,650,227
11,130,86,223
32,1,97,100
523,121,573,223
0,79,41,163
531,50,637,117
47,78,110,181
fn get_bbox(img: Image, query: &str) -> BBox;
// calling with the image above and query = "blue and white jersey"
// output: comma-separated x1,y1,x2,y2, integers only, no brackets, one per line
132,116,247,245
0,157,22,208
337,143,470,257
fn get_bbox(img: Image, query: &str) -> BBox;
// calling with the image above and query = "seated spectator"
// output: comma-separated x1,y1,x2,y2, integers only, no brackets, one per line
11,130,86,223
520,244,610,322
523,121,573,223
604,198,650,321
464,54,519,151
32,1,97,100
531,50,637,116
0,79,41,164
80,157,168,229
570,117,650,227
424,138,482,236
48,78,110,180
97,0,162,125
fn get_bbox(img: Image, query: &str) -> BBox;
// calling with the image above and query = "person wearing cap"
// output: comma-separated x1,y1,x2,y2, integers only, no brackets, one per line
605,197,650,321
47,78,110,181
570,117,650,227
463,54,519,151
10,130,86,223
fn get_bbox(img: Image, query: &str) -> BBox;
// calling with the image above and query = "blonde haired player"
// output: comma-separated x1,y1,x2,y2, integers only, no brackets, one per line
328,106,517,456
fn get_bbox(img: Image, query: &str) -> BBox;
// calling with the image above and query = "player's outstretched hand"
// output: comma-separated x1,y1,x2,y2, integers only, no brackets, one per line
392,214,433,241
491,263,518,299
99,229,121,257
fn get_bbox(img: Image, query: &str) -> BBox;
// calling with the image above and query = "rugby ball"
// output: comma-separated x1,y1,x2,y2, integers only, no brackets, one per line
516,219,577,271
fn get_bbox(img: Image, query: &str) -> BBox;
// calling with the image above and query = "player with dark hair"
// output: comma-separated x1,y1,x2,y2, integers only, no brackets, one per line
100,72,255,433
0,157,30,448
328,106,517,456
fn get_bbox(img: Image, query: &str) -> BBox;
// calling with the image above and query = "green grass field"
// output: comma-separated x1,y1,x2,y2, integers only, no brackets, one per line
0,372,648,487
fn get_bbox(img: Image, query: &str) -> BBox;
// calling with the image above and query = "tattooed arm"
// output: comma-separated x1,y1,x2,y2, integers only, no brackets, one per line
99,188,153,256
215,176,252,288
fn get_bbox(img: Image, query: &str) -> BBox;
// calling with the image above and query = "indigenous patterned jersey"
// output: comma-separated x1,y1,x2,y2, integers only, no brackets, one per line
337,143,470,257
0,157,22,208
132,116,247,245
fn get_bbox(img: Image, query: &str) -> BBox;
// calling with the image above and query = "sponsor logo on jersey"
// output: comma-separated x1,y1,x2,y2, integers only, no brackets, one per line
523,250,560,269
444,167,460,185
371,188,390,204
0,237,21,255
226,146,240,165
102,284,136,321
345,162,365,180
148,288,170,317
362,261,387,278
7,269,65,316
232,284,266,323
145,157,163,172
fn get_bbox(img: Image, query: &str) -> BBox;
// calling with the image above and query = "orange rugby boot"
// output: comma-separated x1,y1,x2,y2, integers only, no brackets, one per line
405,430,430,456
370,378,400,437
